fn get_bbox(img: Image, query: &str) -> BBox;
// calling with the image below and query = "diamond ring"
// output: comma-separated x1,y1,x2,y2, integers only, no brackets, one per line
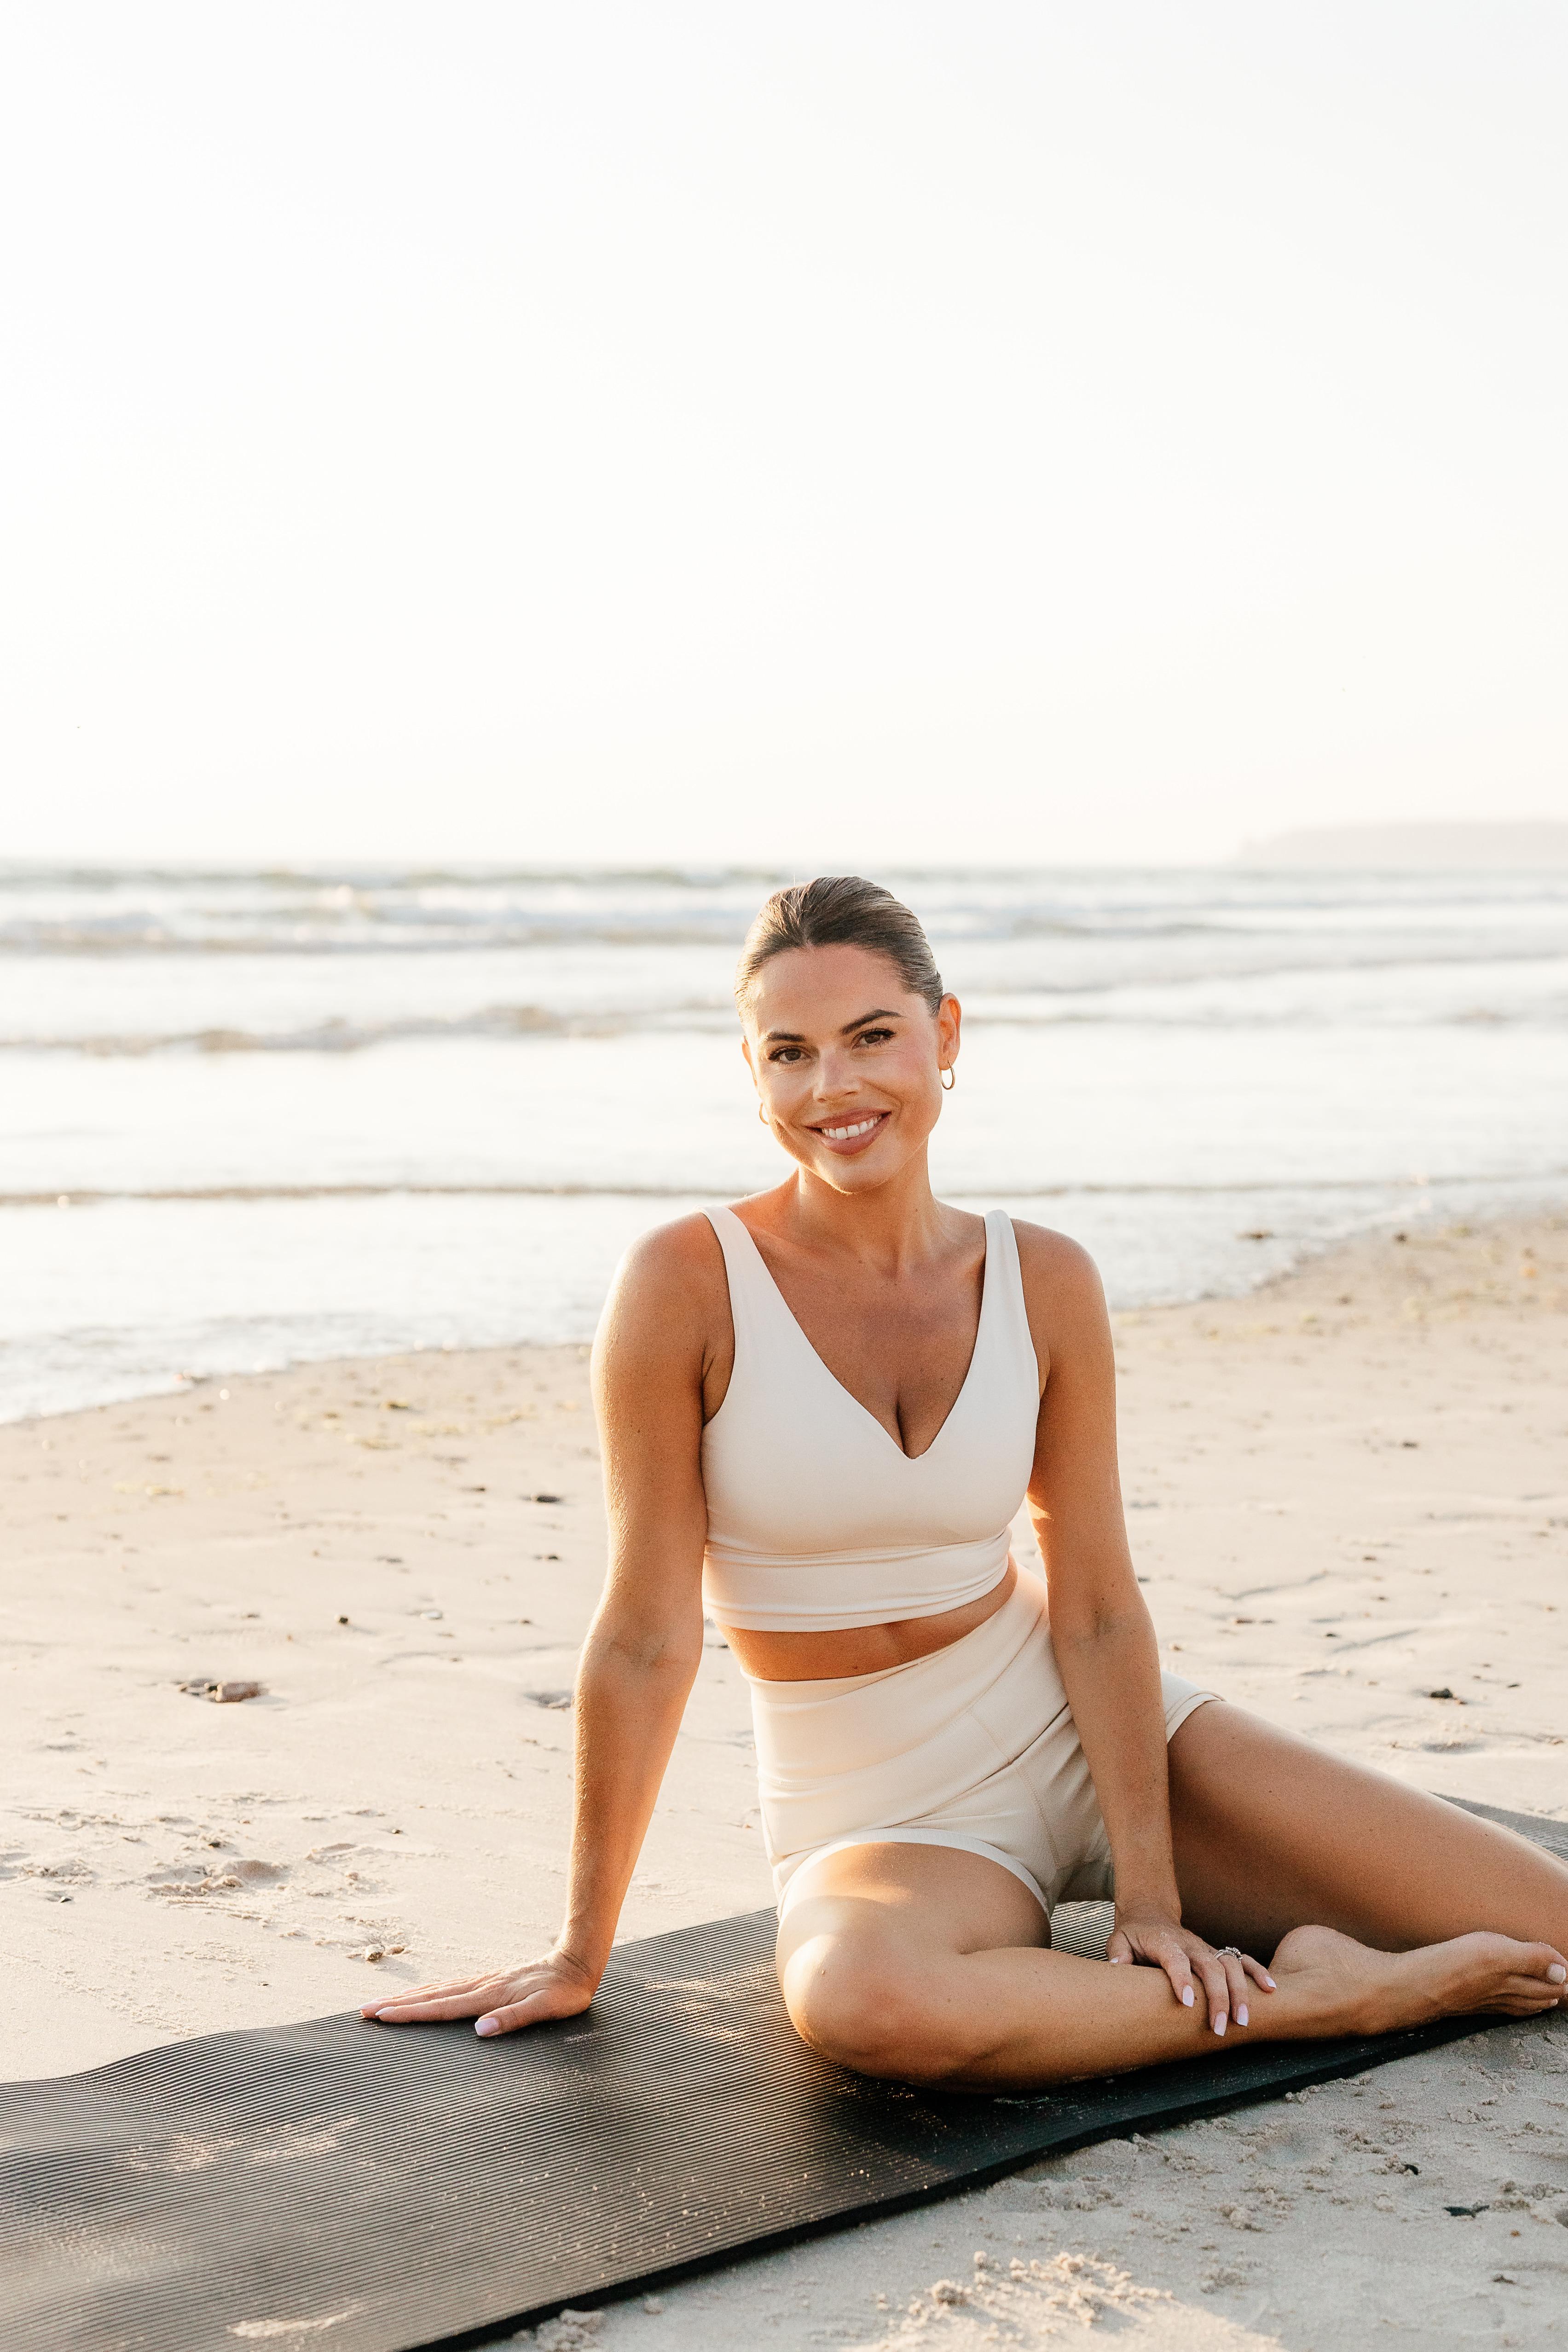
1215,1945,1243,1959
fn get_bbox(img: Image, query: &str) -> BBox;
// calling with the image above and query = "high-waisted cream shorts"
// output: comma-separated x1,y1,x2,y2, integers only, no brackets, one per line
748,1569,1217,1923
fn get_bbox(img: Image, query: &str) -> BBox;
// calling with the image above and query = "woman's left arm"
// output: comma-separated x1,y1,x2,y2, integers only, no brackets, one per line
1017,1225,1267,2033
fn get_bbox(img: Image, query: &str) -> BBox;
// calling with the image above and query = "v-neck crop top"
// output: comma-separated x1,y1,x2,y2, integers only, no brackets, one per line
698,1207,1042,1633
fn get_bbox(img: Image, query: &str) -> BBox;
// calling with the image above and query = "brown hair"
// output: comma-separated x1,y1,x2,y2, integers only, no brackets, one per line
735,876,945,1016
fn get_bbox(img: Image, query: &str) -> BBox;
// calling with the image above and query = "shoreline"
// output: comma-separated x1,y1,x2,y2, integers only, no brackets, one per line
6,1208,1568,2346
8,1174,1567,1429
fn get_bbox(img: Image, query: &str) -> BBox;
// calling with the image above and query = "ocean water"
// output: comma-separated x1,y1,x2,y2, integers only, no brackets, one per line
3,864,1566,1422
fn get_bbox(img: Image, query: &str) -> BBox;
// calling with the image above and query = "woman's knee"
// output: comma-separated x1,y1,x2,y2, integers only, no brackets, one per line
782,1933,975,2084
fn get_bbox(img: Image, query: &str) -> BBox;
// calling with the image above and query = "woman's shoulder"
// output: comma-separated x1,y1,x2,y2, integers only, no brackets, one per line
613,1209,729,1300
1006,1215,1102,1285
597,1213,732,1385
607,1185,793,1327
1004,1218,1110,1352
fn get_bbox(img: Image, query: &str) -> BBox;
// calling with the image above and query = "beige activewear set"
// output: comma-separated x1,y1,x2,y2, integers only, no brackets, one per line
699,1207,1216,1923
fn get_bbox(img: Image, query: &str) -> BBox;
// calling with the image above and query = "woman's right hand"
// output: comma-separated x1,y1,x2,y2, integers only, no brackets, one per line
361,1945,600,2037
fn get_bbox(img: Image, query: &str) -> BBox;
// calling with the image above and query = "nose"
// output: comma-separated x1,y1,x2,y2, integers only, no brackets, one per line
812,1045,862,1099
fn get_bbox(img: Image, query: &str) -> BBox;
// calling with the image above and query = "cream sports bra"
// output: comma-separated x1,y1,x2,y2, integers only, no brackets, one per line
699,1207,1041,1633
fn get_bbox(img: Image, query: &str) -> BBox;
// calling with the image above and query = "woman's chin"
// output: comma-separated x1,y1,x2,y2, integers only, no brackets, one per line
804,1141,909,1190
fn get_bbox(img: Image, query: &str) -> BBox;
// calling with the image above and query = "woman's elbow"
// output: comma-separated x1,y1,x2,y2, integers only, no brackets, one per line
583,1612,704,1682
1047,1592,1155,1652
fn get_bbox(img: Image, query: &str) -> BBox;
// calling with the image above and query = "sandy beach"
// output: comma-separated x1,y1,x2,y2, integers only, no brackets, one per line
6,1212,1568,2348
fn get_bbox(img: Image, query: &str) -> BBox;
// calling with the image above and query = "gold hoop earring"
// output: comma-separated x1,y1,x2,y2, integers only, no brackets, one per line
758,1101,770,1124
940,1066,955,1091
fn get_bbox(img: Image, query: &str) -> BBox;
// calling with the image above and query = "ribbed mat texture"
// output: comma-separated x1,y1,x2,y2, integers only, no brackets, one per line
5,1798,1563,2352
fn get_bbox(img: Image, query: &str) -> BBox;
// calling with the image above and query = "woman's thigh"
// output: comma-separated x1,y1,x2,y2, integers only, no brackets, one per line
1168,1700,1568,1957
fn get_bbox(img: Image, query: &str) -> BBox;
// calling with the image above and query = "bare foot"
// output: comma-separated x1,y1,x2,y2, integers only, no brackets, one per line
1271,1922,1568,2036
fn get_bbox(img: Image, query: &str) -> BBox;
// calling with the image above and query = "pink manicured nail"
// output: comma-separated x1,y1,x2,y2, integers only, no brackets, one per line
1549,1964,1566,1984
1181,1986,1194,2007
1261,1975,1277,1990
1214,2016,1227,2036
475,2017,500,2036
1108,1954,1124,1964
1236,2006,1249,2028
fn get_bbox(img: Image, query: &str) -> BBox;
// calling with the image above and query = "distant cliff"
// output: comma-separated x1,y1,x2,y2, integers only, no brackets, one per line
1237,821,1568,869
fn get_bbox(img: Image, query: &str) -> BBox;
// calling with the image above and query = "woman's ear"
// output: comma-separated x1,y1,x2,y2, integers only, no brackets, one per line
937,993,961,1073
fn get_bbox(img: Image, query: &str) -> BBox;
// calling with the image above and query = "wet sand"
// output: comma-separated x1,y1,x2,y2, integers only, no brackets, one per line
5,1213,1567,2347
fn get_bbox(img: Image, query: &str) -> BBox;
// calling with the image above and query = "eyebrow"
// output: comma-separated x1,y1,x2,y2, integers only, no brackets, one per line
763,1008,904,1042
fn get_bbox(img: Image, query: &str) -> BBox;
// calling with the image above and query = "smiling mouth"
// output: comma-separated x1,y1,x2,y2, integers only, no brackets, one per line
814,1112,889,1146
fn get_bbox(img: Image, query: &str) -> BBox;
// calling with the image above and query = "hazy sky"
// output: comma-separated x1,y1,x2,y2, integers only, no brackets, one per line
4,2,1566,867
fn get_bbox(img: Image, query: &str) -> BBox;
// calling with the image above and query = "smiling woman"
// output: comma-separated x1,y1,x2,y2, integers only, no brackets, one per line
742,884,957,1189
368,876,1568,2091
736,883,951,1162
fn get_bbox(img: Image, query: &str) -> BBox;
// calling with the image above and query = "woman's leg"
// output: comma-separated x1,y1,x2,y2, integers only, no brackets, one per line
1167,1699,1568,1956
774,1832,1567,2093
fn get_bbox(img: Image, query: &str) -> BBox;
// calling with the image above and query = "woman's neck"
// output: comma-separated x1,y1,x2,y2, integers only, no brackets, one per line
760,1156,959,1275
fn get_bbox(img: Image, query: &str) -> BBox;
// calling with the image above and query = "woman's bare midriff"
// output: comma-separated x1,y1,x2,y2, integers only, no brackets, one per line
718,1558,1018,1682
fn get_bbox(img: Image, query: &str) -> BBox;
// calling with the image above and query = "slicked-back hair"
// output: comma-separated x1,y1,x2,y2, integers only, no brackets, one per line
735,876,944,1017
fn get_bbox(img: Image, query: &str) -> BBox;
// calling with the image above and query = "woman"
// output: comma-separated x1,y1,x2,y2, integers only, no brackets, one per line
368,877,1568,2089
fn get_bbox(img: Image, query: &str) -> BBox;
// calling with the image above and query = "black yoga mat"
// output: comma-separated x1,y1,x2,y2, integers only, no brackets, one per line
6,1797,1565,2352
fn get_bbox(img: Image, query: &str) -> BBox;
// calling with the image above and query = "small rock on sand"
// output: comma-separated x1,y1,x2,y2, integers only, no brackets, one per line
533,2312,601,2350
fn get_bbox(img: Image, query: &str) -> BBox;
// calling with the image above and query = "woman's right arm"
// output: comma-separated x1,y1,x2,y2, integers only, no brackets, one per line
364,1220,719,2037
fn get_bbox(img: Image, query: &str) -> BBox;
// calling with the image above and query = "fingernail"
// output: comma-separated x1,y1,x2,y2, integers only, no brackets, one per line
1181,1986,1194,2007
1549,1964,1566,1984
1214,2016,1227,2036
1108,1954,1124,1964
475,2017,499,2036
1236,2005,1249,2028
1261,1975,1277,1990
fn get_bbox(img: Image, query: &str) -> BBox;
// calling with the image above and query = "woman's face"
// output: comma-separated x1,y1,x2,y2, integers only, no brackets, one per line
741,944,960,1194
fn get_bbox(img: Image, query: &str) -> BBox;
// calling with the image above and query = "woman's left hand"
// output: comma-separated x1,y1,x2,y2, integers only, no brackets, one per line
1105,1910,1276,2034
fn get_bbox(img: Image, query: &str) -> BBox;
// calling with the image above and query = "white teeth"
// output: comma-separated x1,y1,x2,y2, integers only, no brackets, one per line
822,1116,882,1142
